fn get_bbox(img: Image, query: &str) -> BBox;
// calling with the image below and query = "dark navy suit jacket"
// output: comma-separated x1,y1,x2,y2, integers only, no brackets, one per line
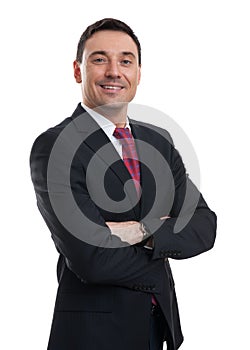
30,103,217,350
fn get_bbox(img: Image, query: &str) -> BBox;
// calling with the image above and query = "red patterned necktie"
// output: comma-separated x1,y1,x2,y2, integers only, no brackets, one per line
113,127,141,195
113,127,157,306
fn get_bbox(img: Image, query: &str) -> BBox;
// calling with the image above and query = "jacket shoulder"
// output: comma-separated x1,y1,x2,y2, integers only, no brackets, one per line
130,118,174,147
30,103,85,156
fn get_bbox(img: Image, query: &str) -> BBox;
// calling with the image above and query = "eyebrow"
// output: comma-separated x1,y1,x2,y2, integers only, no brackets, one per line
88,50,136,59
121,51,136,59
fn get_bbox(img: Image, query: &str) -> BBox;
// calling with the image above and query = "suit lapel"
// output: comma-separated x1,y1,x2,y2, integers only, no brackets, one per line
130,121,158,220
71,104,140,219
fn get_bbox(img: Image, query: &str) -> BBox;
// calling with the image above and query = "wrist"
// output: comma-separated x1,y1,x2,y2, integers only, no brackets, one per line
140,222,151,240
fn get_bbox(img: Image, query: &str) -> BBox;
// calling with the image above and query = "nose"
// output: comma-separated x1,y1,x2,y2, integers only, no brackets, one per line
104,60,121,79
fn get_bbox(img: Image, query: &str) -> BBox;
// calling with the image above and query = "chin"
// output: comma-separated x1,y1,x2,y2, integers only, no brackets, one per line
96,101,129,111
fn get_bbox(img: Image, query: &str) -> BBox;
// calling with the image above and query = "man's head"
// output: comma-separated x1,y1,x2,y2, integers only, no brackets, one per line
75,18,141,66
73,18,141,113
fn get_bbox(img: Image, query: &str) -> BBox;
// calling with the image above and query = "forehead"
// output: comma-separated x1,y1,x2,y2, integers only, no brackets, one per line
84,30,138,57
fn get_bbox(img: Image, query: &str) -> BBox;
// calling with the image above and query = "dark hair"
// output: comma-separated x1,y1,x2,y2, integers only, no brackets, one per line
76,18,141,65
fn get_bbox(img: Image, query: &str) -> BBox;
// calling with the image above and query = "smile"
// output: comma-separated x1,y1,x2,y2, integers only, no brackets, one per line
100,85,124,90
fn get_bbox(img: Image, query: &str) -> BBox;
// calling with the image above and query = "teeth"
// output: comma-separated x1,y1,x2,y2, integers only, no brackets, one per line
102,85,122,90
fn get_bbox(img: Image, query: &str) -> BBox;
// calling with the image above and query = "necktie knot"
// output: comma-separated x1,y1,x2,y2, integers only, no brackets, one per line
113,127,132,139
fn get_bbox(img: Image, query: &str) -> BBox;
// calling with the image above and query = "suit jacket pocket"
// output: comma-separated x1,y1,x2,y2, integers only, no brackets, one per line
55,288,114,313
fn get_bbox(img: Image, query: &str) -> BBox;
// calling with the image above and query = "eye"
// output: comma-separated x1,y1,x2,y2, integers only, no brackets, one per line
121,59,132,65
93,57,106,64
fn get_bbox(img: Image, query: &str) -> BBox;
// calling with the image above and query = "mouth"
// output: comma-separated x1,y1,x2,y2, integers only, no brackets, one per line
99,84,124,92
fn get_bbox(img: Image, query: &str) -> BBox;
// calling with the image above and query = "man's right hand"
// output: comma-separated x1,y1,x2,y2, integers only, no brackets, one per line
106,221,143,245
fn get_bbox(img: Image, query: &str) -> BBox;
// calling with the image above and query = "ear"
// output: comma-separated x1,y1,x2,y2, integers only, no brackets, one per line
73,60,82,83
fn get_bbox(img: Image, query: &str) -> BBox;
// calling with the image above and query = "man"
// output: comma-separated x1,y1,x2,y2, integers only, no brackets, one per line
30,18,217,350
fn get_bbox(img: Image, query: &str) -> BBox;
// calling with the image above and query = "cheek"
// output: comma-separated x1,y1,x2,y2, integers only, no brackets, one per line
130,76,140,89
86,65,105,79
83,73,96,92
128,70,141,86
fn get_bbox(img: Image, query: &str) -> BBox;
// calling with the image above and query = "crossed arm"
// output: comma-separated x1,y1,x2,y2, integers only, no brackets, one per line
106,216,170,246
30,129,216,289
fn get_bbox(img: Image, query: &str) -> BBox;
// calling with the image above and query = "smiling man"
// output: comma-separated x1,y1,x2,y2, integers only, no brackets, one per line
30,18,217,350
74,28,141,128
74,30,141,108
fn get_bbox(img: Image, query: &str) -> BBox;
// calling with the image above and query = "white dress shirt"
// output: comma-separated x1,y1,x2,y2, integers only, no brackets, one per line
81,103,131,159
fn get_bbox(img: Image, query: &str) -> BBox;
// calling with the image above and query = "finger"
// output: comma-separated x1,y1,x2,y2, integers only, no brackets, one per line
160,215,171,220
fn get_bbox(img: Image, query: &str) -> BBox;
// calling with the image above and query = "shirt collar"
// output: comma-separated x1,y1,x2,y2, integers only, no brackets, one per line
81,103,131,140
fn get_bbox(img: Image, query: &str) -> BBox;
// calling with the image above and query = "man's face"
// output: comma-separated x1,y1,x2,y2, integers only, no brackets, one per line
74,30,141,109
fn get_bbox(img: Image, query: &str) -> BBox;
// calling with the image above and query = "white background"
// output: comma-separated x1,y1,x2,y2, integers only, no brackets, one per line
1,0,249,349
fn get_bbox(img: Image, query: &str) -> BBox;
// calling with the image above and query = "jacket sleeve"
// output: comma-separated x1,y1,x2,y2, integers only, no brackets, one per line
142,141,217,260
30,130,166,294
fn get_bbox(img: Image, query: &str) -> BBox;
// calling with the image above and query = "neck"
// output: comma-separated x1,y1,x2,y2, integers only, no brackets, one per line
115,122,127,128
85,102,128,127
